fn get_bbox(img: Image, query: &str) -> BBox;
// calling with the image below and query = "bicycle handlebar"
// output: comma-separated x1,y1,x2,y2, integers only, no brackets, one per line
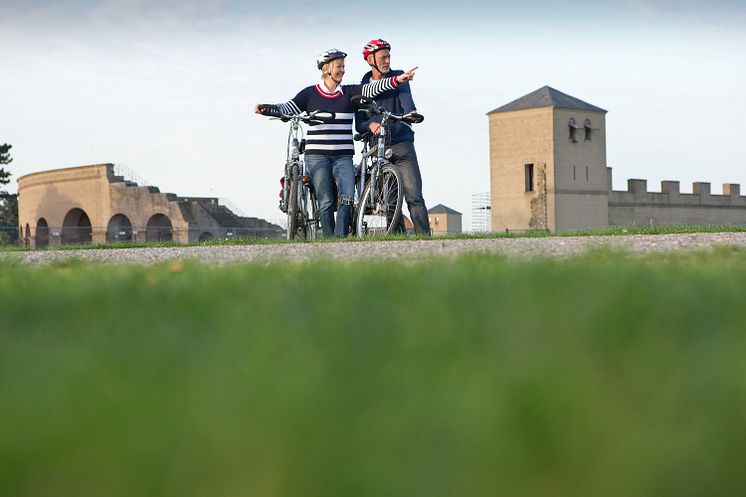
350,95,424,124
258,105,335,125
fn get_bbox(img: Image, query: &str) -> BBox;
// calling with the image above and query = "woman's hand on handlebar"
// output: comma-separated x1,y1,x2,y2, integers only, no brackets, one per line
255,104,281,118
369,122,381,135
396,67,418,84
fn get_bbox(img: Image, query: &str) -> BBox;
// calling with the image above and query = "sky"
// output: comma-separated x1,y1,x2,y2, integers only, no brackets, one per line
2,0,745,230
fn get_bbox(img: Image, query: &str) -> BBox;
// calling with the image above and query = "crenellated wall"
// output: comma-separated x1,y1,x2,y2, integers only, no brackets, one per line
607,168,746,227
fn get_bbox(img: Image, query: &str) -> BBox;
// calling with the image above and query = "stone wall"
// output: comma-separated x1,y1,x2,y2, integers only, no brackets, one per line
18,163,282,247
608,174,746,227
489,107,555,231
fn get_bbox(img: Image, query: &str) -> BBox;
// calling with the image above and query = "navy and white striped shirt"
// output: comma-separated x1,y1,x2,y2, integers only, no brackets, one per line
269,77,400,156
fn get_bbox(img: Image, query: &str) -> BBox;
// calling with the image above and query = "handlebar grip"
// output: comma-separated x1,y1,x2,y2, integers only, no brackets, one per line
404,112,424,124
351,95,376,108
258,104,280,118
354,132,372,142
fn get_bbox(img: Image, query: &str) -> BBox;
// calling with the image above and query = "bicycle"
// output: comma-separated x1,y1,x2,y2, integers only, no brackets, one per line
260,108,332,240
351,96,424,237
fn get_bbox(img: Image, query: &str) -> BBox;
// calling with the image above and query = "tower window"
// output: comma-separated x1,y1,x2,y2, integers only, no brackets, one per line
586,166,589,182
573,165,576,181
584,119,592,141
525,164,534,192
569,118,578,143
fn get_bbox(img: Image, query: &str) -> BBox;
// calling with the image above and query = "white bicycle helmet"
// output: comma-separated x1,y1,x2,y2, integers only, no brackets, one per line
316,48,347,69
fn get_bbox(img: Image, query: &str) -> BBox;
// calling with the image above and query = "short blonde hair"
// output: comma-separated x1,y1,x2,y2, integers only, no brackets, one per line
320,58,344,79
320,62,331,78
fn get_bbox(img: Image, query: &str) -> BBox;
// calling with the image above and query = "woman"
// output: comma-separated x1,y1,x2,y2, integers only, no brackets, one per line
255,48,417,237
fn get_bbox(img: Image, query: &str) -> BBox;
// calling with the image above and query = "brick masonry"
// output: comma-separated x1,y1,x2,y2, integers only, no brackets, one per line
488,88,746,232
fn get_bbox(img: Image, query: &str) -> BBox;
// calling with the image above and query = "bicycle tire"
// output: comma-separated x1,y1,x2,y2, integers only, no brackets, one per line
307,186,319,240
354,165,404,237
286,167,303,240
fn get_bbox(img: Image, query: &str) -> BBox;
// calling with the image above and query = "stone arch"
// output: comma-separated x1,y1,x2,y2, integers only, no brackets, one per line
198,232,215,242
146,214,173,242
36,218,49,248
61,208,92,245
107,214,133,242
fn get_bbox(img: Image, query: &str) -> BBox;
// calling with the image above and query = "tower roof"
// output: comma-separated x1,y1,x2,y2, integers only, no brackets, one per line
487,86,607,115
428,204,462,215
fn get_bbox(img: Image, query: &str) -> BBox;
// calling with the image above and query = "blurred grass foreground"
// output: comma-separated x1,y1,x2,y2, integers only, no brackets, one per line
1,248,745,497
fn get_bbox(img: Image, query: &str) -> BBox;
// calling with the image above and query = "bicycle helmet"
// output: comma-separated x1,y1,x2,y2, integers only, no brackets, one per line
316,48,347,69
362,39,391,60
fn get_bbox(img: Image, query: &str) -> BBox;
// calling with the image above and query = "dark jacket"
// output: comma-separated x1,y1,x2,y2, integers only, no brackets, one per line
355,69,416,144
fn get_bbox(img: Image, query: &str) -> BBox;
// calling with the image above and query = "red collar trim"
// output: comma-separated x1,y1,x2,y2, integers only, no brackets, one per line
315,84,343,98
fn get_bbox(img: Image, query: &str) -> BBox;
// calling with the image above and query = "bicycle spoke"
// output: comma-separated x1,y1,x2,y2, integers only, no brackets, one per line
356,167,403,237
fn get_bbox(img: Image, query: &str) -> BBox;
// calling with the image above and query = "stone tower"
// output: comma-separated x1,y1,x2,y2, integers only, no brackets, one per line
487,86,608,232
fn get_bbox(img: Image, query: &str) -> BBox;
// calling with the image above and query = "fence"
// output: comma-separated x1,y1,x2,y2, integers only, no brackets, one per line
1,225,283,248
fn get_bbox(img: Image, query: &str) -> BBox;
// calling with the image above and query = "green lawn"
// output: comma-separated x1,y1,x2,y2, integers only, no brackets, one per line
1,248,745,497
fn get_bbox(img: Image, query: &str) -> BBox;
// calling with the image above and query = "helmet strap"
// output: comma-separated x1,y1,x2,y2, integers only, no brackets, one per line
323,72,343,89
368,51,387,79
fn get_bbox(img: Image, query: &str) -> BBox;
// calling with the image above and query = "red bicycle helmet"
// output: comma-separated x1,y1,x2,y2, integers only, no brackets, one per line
362,39,391,60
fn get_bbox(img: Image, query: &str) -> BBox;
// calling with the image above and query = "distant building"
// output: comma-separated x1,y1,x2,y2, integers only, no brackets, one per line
428,204,462,236
488,86,746,232
17,163,282,247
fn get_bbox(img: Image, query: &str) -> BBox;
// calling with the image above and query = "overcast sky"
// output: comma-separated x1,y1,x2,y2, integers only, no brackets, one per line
2,0,745,229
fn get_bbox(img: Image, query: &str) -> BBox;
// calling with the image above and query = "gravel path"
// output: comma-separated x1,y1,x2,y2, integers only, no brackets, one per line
4,232,746,265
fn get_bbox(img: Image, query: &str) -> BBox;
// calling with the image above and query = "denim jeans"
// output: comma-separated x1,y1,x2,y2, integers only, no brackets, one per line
304,154,355,237
388,141,431,235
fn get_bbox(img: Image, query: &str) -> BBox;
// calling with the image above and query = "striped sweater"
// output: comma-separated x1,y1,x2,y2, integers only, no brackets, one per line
268,77,400,156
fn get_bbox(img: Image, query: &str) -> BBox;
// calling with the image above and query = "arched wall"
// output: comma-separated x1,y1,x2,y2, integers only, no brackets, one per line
61,208,92,244
36,218,49,248
146,214,173,242
17,164,191,245
107,214,133,242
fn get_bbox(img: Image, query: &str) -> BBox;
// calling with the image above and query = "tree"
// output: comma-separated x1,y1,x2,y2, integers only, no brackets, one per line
0,143,12,186
0,143,19,244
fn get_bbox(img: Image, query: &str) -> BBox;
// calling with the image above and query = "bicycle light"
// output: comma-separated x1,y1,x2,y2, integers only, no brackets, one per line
385,148,393,160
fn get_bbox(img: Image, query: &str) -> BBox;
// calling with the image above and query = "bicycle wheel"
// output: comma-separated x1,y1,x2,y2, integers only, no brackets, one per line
354,165,404,237
306,186,319,240
286,168,305,240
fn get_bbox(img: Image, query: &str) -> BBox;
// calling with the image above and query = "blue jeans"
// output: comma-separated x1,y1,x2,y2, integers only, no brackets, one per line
388,142,431,235
304,154,355,237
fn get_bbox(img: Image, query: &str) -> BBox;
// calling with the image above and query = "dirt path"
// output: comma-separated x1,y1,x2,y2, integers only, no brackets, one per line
4,232,746,265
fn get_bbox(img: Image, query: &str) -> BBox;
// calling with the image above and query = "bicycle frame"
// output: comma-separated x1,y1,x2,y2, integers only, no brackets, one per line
273,111,329,240
352,97,423,237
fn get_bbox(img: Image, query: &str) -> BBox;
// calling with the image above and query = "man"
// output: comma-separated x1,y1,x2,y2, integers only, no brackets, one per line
256,49,415,238
356,39,431,235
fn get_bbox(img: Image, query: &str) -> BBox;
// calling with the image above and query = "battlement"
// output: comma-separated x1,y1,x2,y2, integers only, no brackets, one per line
611,179,746,207
607,168,746,227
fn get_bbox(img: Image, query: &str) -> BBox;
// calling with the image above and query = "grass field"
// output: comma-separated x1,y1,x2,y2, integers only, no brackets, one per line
1,248,745,497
